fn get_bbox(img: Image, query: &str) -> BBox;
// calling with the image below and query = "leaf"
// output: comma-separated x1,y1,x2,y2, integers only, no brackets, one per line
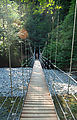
23,0,29,2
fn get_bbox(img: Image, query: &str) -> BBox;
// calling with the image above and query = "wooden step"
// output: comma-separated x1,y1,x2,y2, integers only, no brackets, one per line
21,111,56,114
21,113,57,118
23,104,54,107
26,99,52,101
26,97,51,99
24,101,53,105
27,93,50,95
28,91,49,93
20,118,57,120
26,98,51,100
22,108,55,111
26,94,50,97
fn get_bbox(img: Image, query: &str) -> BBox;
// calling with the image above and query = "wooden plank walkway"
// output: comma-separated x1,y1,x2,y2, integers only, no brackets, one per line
20,60,58,120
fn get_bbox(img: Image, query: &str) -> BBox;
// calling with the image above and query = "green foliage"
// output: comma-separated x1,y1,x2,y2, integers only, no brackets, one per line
0,0,76,69
0,0,22,67
43,0,77,70
22,0,62,15
70,104,77,113
23,12,52,47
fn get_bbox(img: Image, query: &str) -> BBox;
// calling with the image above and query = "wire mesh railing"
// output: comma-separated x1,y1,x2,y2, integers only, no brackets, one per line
40,54,77,120
0,55,34,120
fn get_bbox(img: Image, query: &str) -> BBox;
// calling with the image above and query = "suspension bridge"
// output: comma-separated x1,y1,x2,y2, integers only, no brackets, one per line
0,0,77,120
0,48,77,120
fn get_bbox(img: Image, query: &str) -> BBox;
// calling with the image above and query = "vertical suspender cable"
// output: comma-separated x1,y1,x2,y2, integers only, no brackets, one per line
34,46,35,60
26,40,29,83
41,41,47,56
68,0,77,94
50,31,52,62
25,39,26,57
28,40,32,78
2,1,5,47
69,0,77,74
21,41,24,96
53,1,59,90
6,0,13,96
25,39,28,83
26,40,28,83
39,45,40,60
50,16,54,62
9,45,13,96
26,41,29,83
27,40,28,66
29,41,33,56
55,2,59,66
28,41,30,79
19,0,24,96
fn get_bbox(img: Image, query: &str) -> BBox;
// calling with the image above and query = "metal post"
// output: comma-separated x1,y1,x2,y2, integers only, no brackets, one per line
39,45,40,60
25,39,26,58
68,0,77,94
28,45,30,80
9,45,13,96
27,40,29,83
34,47,35,60
22,66,24,96
6,0,13,96
21,42,24,96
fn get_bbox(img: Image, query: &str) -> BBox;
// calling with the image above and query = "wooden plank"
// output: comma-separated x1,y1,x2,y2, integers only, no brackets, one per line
21,113,57,118
22,108,55,110
26,94,51,96
23,104,54,107
21,110,55,113
26,97,51,99
24,102,53,105
26,98,52,100
20,118,57,120
27,92,50,94
25,100,52,102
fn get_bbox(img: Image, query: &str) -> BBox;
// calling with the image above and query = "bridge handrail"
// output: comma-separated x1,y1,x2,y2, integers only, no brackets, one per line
7,95,19,120
40,57,77,120
40,58,67,120
0,56,34,119
40,57,77,95
41,55,77,84
0,87,22,110
22,55,34,67
12,97,23,120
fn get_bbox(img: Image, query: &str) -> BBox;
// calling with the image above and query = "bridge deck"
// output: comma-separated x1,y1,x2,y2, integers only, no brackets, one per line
20,60,58,120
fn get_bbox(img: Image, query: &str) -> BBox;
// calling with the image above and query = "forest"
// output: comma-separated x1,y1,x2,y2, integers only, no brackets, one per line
0,0,77,71
0,1,77,120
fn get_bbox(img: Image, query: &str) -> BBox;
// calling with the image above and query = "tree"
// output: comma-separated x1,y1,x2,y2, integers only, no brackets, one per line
43,0,77,71
0,0,22,67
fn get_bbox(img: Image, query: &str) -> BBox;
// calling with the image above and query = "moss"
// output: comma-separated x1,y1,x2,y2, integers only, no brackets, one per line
0,96,23,120
52,94,77,120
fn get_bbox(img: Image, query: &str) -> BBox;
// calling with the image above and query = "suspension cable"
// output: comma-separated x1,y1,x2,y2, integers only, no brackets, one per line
28,40,34,55
40,57,67,120
55,1,59,66
42,55,77,84
41,41,47,56
68,0,77,94
6,0,13,96
13,97,22,120
40,56,77,100
7,94,19,120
